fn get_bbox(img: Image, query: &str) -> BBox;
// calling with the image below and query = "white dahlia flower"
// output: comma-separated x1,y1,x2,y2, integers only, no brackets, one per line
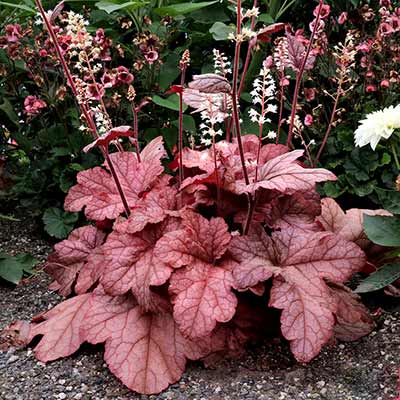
354,105,400,150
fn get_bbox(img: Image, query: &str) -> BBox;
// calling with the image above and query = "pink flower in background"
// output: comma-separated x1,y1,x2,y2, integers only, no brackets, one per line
304,114,314,126
380,79,390,88
144,50,159,65
366,84,377,92
5,24,22,43
87,83,105,100
314,4,330,19
115,66,134,85
380,0,391,7
38,49,48,57
379,22,395,37
24,96,47,115
101,72,116,88
338,12,348,24
303,88,316,101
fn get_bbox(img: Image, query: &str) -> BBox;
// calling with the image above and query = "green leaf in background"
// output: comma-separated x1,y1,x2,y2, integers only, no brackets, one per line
95,0,146,14
158,53,181,91
0,98,19,127
154,1,217,17
152,95,187,112
0,1,35,13
355,262,400,293
43,207,79,239
209,22,235,41
363,214,400,247
172,115,196,133
0,252,37,284
375,188,400,214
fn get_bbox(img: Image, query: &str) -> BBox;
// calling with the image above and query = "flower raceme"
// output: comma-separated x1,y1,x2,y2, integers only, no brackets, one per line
354,104,400,150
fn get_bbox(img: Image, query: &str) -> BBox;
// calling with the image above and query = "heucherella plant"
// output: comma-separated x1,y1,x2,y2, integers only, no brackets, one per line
4,0,390,396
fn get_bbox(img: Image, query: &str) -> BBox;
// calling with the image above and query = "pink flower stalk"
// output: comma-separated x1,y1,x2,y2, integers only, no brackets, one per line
338,12,348,24
24,95,47,115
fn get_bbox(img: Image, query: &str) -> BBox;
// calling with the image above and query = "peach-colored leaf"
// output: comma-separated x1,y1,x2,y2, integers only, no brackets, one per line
188,73,231,93
30,294,91,362
169,260,237,338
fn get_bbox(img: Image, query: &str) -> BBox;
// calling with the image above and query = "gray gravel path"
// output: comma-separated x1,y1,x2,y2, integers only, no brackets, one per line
0,215,399,400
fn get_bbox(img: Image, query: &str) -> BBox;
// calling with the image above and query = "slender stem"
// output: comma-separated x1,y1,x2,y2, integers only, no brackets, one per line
237,0,258,98
313,82,342,167
103,149,131,216
231,0,249,185
287,0,323,146
178,66,186,186
36,0,131,217
130,102,141,162
276,73,285,144
391,142,400,172
212,134,221,207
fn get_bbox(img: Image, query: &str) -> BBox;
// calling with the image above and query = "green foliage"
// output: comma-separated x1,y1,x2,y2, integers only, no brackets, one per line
43,207,79,239
0,252,37,284
363,215,400,247
355,262,400,293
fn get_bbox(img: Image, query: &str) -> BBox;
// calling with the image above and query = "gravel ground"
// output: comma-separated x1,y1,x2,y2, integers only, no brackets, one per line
0,215,399,400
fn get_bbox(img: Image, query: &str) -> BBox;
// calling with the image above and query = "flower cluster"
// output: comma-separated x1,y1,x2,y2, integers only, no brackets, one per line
133,33,162,66
23,95,47,115
248,60,277,138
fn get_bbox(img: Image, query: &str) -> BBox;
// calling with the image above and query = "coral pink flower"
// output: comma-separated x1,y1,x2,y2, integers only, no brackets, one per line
87,83,105,100
304,114,313,126
366,84,377,92
314,4,330,19
338,12,348,24
380,79,390,88
144,50,159,65
24,96,47,115
115,66,134,85
101,72,116,88
379,22,395,36
5,24,22,43
39,49,48,57
303,88,316,101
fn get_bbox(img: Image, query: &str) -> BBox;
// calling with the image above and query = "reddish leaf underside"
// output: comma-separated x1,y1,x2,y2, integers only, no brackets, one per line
45,226,105,296
327,281,376,341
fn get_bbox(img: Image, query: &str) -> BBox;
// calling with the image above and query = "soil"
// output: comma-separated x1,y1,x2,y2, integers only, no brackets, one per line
0,215,399,400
